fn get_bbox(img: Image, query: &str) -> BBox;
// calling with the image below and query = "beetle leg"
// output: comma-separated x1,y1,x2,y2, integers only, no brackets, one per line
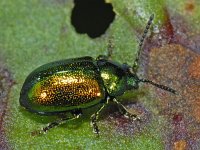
113,98,140,121
31,114,81,136
90,97,109,135
90,104,106,135
107,36,114,60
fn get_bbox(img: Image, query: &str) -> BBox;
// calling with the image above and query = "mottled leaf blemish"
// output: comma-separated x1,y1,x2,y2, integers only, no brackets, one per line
184,0,196,14
147,44,200,149
0,67,14,150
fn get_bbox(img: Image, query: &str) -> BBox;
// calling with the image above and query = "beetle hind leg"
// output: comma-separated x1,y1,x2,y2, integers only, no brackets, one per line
31,112,81,136
113,98,140,121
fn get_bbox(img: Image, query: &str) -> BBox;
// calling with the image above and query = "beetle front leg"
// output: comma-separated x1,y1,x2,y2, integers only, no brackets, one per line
113,98,140,121
31,113,81,136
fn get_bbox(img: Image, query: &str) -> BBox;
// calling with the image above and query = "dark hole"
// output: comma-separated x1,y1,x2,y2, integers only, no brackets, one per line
71,0,115,38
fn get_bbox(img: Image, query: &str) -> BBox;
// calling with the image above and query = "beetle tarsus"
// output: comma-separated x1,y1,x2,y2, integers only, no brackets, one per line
124,112,141,121
91,115,100,135
31,130,43,136
113,98,140,121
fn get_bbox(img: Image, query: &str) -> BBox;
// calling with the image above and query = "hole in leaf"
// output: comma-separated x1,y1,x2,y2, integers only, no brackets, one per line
71,0,115,38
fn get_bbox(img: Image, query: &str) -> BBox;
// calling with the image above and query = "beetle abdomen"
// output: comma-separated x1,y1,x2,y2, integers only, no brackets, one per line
20,57,106,114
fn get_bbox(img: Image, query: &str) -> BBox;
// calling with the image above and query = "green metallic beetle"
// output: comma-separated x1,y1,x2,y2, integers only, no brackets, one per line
20,14,176,135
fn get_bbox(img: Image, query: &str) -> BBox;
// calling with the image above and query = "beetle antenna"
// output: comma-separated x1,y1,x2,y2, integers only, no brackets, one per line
133,14,154,71
138,14,154,52
139,78,176,94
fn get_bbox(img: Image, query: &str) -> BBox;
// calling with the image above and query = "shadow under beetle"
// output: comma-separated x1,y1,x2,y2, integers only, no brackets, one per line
20,14,176,135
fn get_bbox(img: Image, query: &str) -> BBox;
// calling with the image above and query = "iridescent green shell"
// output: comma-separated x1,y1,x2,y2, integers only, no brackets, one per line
20,57,106,115
97,59,139,96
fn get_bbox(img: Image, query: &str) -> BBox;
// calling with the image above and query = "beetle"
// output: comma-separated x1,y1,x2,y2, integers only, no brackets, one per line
20,14,176,135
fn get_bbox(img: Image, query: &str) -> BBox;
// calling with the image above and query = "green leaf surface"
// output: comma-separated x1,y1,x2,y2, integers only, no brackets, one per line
1,0,200,149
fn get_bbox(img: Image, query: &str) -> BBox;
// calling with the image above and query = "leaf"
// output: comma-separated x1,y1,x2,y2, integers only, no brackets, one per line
1,0,200,149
